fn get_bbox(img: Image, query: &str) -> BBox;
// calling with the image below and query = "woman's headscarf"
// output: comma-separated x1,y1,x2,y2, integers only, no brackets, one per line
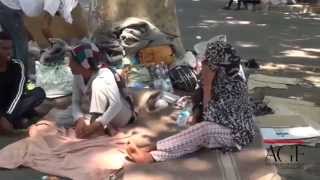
71,42,100,70
205,41,241,77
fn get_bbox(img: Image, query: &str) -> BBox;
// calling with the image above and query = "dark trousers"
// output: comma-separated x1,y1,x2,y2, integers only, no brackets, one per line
0,1,28,73
227,0,248,9
3,87,46,128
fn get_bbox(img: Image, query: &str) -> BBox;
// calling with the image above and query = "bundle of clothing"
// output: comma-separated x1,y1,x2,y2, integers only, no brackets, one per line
114,17,177,56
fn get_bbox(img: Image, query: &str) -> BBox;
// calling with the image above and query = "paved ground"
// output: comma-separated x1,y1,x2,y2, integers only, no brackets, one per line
175,0,320,179
177,0,320,65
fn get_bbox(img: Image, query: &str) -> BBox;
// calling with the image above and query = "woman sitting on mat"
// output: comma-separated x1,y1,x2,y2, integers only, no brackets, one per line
126,41,256,163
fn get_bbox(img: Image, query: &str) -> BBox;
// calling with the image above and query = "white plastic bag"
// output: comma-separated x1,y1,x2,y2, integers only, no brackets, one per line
36,62,73,99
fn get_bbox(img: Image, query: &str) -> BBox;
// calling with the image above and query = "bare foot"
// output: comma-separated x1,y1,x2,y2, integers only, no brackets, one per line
126,142,155,164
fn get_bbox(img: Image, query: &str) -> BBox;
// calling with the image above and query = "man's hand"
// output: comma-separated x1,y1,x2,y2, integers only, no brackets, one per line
74,117,88,138
42,27,53,42
0,117,13,134
89,122,106,137
75,118,105,138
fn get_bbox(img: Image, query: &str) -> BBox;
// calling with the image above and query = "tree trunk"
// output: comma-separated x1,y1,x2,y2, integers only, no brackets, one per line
90,0,180,36
89,0,184,56
24,0,184,54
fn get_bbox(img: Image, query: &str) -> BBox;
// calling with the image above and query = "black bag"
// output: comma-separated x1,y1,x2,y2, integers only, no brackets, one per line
244,0,261,4
168,65,199,92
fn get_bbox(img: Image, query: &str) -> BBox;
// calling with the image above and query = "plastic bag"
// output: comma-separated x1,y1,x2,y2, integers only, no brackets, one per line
36,62,73,99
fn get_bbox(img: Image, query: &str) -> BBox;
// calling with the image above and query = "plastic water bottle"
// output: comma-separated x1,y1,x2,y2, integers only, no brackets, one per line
159,62,174,92
176,103,193,127
176,110,190,127
164,78,174,92
151,65,162,90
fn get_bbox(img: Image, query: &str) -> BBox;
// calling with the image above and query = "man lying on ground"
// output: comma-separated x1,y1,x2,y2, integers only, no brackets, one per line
0,32,45,133
126,41,256,163
69,42,134,139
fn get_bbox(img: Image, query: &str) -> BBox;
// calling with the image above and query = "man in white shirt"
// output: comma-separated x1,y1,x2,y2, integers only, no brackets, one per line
0,0,78,74
70,42,134,139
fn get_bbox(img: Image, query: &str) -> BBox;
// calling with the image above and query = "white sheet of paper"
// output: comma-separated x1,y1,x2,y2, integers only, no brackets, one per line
260,127,320,140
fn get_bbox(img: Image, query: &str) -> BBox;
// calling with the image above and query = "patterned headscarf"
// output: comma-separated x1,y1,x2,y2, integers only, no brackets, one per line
71,42,100,70
205,41,241,77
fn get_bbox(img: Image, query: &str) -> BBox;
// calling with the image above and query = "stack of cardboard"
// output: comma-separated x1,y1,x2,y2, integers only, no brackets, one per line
256,96,320,146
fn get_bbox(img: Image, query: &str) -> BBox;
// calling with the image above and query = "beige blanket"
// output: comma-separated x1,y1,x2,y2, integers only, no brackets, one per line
0,121,128,180
0,90,280,180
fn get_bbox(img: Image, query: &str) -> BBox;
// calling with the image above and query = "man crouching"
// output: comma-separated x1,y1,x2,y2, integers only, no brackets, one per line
69,42,134,139
0,32,45,133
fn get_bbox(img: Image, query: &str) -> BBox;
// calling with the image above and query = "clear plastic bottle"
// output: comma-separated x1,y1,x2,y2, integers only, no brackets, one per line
152,64,162,90
160,62,174,92
164,67,174,92
176,103,193,127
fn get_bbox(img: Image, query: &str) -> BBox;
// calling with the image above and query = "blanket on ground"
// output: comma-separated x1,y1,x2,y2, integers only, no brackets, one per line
0,90,280,180
0,121,128,180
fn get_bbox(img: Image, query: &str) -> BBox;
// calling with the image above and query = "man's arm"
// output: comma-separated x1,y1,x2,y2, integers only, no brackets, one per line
42,12,54,41
75,73,122,138
4,60,26,120
90,75,123,128
72,76,84,122
42,0,62,41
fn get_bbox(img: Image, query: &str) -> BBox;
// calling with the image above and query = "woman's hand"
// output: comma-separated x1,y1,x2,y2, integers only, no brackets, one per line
187,115,198,126
187,106,202,126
